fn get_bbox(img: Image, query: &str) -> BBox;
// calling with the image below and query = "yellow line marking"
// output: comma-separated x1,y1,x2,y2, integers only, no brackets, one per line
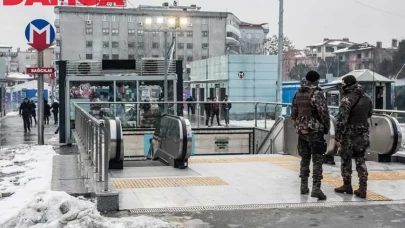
113,177,228,189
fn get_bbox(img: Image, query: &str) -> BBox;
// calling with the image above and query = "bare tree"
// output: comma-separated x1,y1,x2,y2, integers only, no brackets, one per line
264,35,294,55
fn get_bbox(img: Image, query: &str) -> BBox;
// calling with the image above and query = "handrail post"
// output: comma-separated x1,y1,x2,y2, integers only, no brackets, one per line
264,104,268,129
254,103,258,127
98,121,104,182
103,123,109,192
95,125,99,173
197,101,200,128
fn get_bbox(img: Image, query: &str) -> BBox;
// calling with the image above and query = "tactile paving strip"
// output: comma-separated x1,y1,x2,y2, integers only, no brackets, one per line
368,171,405,181
113,177,227,189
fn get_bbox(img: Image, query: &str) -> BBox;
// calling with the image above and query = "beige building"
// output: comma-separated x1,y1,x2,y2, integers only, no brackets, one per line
17,47,55,74
307,38,356,67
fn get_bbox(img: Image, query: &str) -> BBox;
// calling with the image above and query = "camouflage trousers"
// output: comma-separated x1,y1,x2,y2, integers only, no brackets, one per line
339,133,370,186
298,132,327,186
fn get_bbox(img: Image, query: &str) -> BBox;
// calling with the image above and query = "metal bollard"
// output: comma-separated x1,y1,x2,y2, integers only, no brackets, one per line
98,127,103,182
254,103,258,127
95,126,99,173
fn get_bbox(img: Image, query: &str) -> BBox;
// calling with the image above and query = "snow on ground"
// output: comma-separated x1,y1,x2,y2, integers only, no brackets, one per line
0,145,56,224
5,111,19,117
48,135,59,143
230,119,275,129
1,191,176,228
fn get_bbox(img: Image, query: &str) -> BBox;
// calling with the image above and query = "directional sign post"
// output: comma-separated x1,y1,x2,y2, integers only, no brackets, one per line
25,19,55,145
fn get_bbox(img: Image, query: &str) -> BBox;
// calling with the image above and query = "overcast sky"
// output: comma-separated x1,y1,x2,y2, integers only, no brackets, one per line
1,0,404,50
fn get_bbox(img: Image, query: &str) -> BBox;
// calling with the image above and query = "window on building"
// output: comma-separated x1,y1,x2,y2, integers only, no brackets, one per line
178,31,184,36
56,40,61,46
187,31,193,37
128,16,135,22
103,41,109,48
255,34,260,38
339,55,343,61
137,42,144,48
102,28,109,34
152,42,159,49
138,54,144,59
86,41,92,47
128,54,135,59
187,43,193,49
112,29,119,35
178,43,184,49
202,43,208,49
102,15,109,21
357,53,362,59
85,28,93,34
152,31,158,37
325,47,334,52
112,41,119,48
128,29,135,35
246,33,252,39
202,31,208,37
138,37,144,42
317,47,321,53
103,54,109,59
152,55,159,58
138,30,144,36
112,54,119,59
228,19,232,25
128,42,135,48
187,56,193,61
202,18,207,24
202,56,208,59
55,53,60,60
56,27,60,33
177,55,184,60
26,55,30,60
111,15,118,22
86,54,92,59
226,32,239,41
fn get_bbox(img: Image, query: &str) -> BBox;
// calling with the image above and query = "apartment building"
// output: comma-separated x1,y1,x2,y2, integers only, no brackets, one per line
333,40,397,71
239,22,269,54
0,44,18,73
54,2,269,64
307,38,356,67
17,47,56,74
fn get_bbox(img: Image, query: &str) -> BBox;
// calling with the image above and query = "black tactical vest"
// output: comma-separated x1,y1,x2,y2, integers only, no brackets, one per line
295,90,317,118
347,92,371,124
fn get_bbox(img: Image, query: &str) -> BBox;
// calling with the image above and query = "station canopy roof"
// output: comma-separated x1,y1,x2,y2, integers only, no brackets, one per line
326,69,393,85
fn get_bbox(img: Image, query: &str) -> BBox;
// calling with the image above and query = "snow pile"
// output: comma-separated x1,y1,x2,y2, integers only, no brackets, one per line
230,119,275,129
1,191,176,228
48,135,59,143
6,111,19,117
0,145,55,224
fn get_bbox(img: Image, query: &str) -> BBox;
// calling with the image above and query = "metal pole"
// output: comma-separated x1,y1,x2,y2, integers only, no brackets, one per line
276,0,284,118
164,31,168,113
37,51,44,145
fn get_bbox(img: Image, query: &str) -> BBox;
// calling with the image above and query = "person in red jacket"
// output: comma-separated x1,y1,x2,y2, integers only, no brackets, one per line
210,97,221,126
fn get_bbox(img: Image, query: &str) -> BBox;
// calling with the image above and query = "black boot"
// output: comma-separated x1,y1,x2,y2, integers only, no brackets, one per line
334,180,353,194
354,185,367,199
301,178,309,195
311,182,327,200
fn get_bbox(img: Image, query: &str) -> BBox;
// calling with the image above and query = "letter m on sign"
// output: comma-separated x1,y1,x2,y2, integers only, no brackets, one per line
26,21,54,52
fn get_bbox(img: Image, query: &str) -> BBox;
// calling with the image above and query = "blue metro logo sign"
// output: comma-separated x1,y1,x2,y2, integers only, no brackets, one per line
25,19,55,52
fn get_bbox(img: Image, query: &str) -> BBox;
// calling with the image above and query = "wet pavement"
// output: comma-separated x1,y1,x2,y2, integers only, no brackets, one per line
107,203,405,228
0,115,56,147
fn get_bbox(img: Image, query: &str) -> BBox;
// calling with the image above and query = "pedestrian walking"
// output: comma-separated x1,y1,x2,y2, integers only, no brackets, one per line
204,97,212,127
210,97,221,126
291,71,330,200
51,101,59,124
222,95,232,127
19,98,31,133
29,99,37,126
44,100,51,125
334,75,373,199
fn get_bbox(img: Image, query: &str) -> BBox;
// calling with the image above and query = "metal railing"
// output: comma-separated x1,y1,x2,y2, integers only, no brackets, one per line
74,101,292,129
74,104,115,192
